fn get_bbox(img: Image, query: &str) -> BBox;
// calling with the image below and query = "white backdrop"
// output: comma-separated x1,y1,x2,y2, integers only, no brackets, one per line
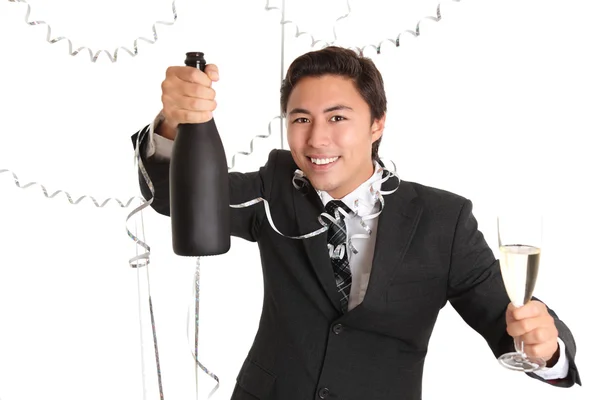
0,0,598,399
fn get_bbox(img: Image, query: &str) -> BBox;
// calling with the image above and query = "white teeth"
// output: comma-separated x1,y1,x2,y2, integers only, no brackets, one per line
310,157,339,165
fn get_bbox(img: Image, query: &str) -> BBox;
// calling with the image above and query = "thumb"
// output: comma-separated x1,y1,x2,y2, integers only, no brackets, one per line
505,302,517,323
204,64,220,82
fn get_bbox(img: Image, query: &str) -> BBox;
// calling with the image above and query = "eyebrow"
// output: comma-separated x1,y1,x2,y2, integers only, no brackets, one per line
288,105,354,115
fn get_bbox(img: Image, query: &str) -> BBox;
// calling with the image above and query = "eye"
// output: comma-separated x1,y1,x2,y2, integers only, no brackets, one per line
330,115,346,122
293,117,310,124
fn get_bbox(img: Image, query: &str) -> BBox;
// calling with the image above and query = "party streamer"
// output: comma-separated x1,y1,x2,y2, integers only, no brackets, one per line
265,0,352,48
228,116,282,171
229,165,400,257
132,202,165,400
188,258,220,398
0,168,142,208
0,114,281,212
346,0,463,55
6,0,178,63
266,0,463,55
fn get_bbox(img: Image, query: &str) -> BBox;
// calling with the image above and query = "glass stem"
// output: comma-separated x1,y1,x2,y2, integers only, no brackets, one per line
515,336,525,355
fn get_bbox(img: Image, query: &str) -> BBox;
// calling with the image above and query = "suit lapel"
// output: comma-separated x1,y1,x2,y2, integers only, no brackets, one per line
362,177,423,305
291,171,423,314
292,185,344,314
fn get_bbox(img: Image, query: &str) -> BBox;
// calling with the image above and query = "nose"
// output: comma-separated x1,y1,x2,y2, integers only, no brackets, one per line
306,121,331,148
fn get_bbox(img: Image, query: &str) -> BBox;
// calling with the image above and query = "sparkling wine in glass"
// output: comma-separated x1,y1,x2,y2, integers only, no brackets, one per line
497,215,546,372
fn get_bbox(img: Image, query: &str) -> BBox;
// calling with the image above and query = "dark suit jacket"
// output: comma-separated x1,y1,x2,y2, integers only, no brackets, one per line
132,127,580,400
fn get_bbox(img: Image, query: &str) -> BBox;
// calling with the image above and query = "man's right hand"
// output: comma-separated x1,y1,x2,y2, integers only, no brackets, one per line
157,64,220,140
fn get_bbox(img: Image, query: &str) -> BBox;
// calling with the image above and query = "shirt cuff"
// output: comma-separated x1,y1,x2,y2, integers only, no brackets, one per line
145,112,174,161
532,337,569,380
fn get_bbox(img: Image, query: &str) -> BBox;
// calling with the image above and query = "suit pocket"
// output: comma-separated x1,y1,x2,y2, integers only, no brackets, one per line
236,359,276,399
386,277,444,303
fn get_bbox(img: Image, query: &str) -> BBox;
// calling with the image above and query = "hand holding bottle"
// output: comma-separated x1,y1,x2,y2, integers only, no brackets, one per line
169,52,230,256
158,64,220,140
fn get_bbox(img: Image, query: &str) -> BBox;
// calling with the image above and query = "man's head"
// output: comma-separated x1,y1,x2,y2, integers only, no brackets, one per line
280,46,387,199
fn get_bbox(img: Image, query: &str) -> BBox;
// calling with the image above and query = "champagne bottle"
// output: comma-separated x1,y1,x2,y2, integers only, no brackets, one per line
169,52,231,256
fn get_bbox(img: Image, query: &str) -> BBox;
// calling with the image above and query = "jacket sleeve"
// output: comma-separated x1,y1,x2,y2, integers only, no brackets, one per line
130,126,277,242
446,199,581,387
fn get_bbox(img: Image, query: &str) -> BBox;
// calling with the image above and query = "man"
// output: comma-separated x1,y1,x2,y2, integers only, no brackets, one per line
131,46,580,399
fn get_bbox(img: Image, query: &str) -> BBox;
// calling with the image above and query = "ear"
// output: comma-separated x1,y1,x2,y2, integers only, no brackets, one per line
370,113,386,143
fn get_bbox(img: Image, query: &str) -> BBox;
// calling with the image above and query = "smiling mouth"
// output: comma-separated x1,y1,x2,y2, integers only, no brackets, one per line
308,156,339,165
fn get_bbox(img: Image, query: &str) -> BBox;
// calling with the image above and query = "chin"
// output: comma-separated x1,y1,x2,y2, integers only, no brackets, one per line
307,176,338,193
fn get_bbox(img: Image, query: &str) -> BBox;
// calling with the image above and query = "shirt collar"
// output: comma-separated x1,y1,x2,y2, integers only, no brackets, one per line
317,162,383,217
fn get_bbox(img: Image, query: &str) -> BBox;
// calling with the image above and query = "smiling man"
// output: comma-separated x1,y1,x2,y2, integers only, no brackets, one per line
131,46,581,400
284,73,384,200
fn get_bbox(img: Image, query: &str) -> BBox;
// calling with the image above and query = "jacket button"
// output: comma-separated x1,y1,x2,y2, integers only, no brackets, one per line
318,387,330,399
332,323,344,334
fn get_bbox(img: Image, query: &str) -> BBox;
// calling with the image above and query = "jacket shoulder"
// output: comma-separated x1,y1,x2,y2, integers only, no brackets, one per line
401,180,470,212
263,149,299,177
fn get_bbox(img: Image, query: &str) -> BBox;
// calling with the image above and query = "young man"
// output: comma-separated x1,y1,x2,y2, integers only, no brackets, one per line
131,46,580,399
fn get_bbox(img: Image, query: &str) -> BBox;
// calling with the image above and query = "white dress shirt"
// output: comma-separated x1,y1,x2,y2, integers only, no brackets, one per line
316,164,383,312
144,115,174,161
146,120,569,380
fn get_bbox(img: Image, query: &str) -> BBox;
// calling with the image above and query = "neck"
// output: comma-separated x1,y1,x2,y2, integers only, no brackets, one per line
326,162,376,199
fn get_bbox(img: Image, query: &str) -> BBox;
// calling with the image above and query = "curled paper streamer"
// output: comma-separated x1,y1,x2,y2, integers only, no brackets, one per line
265,0,352,48
126,128,172,398
266,0,463,55
124,139,167,399
187,258,220,398
132,203,165,400
127,130,156,269
228,116,282,171
7,0,178,63
230,165,401,258
346,0,463,55
0,168,142,208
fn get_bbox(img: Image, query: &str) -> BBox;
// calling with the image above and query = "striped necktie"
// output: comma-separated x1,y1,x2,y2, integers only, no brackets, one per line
325,200,353,312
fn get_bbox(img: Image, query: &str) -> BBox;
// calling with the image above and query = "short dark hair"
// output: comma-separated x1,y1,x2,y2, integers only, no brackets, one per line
280,46,387,161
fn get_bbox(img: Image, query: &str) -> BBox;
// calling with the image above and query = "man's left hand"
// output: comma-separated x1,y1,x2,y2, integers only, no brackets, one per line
506,300,560,366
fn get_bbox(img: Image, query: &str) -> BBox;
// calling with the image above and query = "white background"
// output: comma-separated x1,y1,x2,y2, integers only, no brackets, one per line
0,0,598,399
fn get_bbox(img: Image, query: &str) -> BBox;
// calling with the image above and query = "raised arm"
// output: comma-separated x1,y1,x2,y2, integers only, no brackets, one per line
447,200,581,387
130,64,277,242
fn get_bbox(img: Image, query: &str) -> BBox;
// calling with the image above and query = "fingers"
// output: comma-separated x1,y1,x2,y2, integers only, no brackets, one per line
162,80,216,101
162,95,217,115
512,300,546,320
506,314,555,337
165,110,215,125
166,64,219,85
505,301,559,362
204,64,220,81
161,65,220,126
523,341,558,361
519,321,558,345
506,301,554,338
161,94,217,124
505,300,546,324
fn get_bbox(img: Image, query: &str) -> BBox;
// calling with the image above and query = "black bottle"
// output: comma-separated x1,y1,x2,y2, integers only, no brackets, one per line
169,52,231,256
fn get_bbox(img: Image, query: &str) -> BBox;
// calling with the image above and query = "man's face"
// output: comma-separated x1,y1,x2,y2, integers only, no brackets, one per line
286,74,385,199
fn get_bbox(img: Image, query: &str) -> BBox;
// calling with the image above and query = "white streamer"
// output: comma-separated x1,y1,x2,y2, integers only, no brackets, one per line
7,0,178,63
267,0,464,55
230,165,401,259
265,0,352,48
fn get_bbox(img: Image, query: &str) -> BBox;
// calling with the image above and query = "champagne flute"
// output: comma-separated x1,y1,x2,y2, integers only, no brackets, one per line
497,214,546,372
